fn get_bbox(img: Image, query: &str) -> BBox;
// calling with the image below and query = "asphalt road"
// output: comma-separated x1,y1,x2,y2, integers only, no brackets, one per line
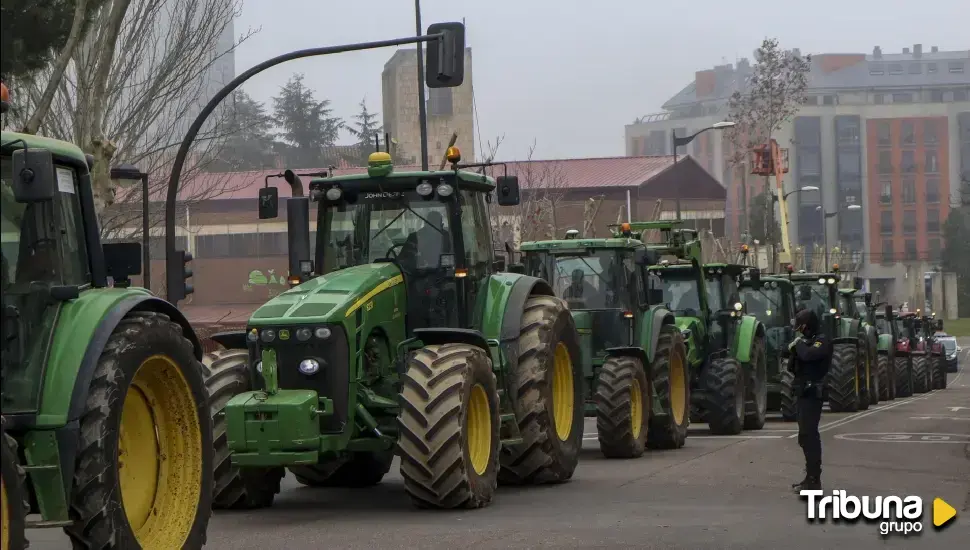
26,354,970,549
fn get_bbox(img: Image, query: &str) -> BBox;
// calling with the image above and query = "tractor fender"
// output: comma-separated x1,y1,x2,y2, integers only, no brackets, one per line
604,346,650,369
877,333,893,353
640,307,676,365
733,316,765,364
488,273,556,372
832,336,858,346
413,327,490,353
210,330,249,350
67,295,203,422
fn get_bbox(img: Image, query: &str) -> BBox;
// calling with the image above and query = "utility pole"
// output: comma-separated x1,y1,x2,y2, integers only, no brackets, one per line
414,0,429,170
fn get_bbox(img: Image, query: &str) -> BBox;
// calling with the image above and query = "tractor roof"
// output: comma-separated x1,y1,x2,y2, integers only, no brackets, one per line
520,237,645,252
309,152,496,192
741,276,794,290
1,130,87,164
838,288,859,295
788,272,841,283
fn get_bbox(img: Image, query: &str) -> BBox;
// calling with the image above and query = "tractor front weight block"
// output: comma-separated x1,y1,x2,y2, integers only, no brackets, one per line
225,389,328,467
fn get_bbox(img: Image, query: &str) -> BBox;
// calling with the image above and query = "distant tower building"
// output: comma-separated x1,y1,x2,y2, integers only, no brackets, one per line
381,47,475,166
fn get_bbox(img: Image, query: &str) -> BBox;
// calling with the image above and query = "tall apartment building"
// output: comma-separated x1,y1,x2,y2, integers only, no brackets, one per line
625,44,970,299
381,47,475,166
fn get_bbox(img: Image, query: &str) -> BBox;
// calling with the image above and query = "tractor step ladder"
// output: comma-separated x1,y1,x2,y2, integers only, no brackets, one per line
488,339,524,446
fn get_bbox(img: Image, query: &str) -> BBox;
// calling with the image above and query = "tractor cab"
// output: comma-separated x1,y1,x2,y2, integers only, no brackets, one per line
788,272,840,335
741,276,795,350
895,312,920,353
293,148,520,332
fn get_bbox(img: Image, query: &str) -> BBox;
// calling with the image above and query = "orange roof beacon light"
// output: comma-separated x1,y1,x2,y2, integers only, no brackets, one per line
622,311,635,319
786,264,794,273
832,263,839,273
0,81,9,114
740,244,749,254
621,222,632,236
445,146,461,164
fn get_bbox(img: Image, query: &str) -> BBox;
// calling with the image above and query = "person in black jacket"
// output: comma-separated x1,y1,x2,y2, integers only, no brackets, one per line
788,307,833,492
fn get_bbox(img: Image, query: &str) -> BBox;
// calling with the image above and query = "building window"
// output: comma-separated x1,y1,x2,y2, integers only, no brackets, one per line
880,210,894,234
903,176,917,203
927,209,940,232
427,87,454,117
905,239,918,260
926,177,940,203
822,95,836,106
925,150,940,173
901,150,916,173
879,176,892,204
908,63,922,74
924,120,939,144
803,96,818,106
892,93,912,104
928,63,938,74
954,89,969,102
902,211,917,235
837,149,861,179
836,116,861,144
901,121,915,145
949,61,965,74
881,240,894,264
798,149,821,176
889,63,904,75
869,64,885,75
930,89,945,102
928,238,942,261
878,150,893,173
874,93,885,104
876,120,891,146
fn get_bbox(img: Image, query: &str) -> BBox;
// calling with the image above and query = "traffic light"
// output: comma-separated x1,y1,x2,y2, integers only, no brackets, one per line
166,249,194,304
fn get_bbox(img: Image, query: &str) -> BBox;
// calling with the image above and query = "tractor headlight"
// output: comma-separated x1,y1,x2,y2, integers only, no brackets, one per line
315,327,332,339
827,278,836,285
299,359,321,375
296,327,312,341
260,329,276,342
766,310,772,316
247,330,258,343
325,186,343,201
829,308,837,314
416,182,434,196
818,278,826,284
436,183,454,197
255,361,263,373
734,302,743,311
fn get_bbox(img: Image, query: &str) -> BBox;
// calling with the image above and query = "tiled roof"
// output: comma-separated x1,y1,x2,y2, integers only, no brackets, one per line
136,155,710,202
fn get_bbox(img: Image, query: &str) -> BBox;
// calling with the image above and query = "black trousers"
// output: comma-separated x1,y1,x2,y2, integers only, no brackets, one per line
796,395,823,478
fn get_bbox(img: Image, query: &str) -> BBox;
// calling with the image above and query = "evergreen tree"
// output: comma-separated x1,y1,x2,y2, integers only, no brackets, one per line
212,90,275,172
343,97,383,166
746,191,781,243
942,207,970,316
272,73,342,168
0,0,106,80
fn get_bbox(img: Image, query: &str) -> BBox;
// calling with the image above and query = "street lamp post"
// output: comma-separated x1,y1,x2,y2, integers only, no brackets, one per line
817,203,861,270
414,0,429,170
110,163,151,291
671,121,736,221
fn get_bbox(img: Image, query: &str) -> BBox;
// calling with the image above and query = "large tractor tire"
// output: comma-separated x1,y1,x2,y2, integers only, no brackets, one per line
646,327,690,449
63,311,212,550
499,296,584,486
778,364,798,422
857,345,872,411
826,343,859,413
398,343,500,509
290,451,393,488
743,334,768,431
1,431,28,550
876,354,893,402
595,356,649,458
700,356,745,435
894,356,914,398
932,356,948,390
912,355,930,394
205,349,285,510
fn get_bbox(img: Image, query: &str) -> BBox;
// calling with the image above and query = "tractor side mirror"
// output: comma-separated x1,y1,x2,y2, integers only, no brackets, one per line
634,248,659,266
258,186,279,219
646,288,664,306
496,175,520,206
493,255,506,272
426,22,466,88
508,263,525,274
12,148,57,203
884,305,893,319
104,242,143,287
748,267,761,287
864,292,872,306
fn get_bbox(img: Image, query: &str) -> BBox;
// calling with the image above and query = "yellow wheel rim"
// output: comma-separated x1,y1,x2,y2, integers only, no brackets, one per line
466,384,492,476
552,342,575,441
669,352,687,426
630,378,643,440
118,355,203,550
2,475,9,550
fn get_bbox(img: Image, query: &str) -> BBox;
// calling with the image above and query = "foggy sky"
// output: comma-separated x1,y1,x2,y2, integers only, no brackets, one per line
234,0,968,161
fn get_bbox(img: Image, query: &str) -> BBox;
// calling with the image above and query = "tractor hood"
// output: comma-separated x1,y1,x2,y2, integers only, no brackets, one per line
674,316,701,335
249,263,403,325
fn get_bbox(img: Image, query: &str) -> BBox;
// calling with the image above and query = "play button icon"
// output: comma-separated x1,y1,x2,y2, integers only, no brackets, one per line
933,498,957,528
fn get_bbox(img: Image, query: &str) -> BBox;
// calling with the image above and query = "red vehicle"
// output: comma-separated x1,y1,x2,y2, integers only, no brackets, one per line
893,313,932,395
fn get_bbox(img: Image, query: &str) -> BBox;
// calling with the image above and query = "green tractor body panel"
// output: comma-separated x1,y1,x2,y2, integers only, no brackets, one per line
1,130,88,161
733,315,762,364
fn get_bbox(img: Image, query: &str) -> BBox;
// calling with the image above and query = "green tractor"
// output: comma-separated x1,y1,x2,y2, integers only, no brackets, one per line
837,287,882,406
644,224,767,435
518,224,690,458
740,275,798,421
787,270,871,412
1,115,214,546
866,302,899,402
203,149,585,511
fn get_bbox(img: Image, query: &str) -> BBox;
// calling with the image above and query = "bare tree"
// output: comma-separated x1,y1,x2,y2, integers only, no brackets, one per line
7,0,258,242
508,140,571,243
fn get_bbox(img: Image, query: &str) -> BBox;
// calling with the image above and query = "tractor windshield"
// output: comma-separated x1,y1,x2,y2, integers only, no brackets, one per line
876,316,892,334
654,269,703,315
741,285,786,327
794,282,832,319
548,250,628,310
840,295,860,317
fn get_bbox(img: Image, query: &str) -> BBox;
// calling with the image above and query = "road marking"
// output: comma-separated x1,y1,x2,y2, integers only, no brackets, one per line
834,432,970,444
910,415,970,421
946,406,969,412
787,393,936,439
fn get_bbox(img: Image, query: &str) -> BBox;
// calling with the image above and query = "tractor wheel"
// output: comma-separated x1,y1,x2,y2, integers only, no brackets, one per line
857,345,872,411
398,344,500,509
595,355,649,458
700,355,745,435
826,343,859,413
1,431,28,550
894,356,913,398
876,354,892,402
646,327,690,449
204,349,285,510
499,296,584,486
778,364,798,422
63,311,212,550
933,357,948,390
290,451,393,488
912,355,930,394
743,334,768,431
